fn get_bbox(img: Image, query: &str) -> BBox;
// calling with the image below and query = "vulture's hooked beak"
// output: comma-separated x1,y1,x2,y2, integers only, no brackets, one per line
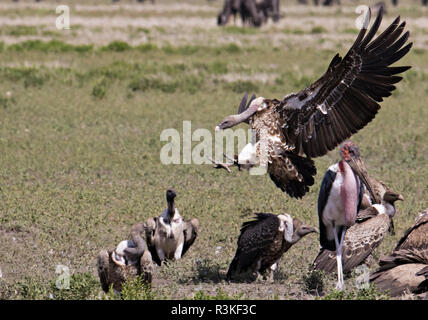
215,97,263,131
347,156,378,203
309,226,319,234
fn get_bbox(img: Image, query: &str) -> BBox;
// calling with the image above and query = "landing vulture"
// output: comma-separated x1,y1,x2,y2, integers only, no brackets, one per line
215,8,412,198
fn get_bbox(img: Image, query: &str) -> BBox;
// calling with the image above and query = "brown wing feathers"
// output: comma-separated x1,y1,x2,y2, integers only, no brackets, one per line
280,9,412,159
311,212,391,274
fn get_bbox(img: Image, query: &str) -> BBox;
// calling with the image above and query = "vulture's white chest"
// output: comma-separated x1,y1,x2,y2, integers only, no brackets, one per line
238,142,259,166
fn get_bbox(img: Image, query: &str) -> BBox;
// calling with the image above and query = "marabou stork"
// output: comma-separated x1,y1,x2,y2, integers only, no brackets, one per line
317,141,373,290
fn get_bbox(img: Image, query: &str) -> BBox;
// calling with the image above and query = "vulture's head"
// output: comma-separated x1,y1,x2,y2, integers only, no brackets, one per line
166,188,177,202
383,190,404,204
381,190,404,218
215,94,265,131
292,218,318,243
339,141,378,203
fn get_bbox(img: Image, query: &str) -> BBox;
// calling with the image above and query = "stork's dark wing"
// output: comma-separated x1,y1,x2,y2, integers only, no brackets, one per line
278,8,412,158
318,168,336,251
228,213,280,277
312,213,391,273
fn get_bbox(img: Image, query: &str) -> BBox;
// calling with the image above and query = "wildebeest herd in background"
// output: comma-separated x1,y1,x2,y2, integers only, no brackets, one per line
216,0,428,28
95,7,428,299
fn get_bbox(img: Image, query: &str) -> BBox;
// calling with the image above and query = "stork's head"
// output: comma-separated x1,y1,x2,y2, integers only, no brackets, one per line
166,188,177,202
339,141,361,162
215,95,265,131
339,141,378,203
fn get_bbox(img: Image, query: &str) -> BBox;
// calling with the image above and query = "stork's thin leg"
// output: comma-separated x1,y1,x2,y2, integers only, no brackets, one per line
333,226,346,290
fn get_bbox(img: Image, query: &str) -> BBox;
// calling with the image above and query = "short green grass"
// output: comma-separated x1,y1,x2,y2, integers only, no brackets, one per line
0,0,426,300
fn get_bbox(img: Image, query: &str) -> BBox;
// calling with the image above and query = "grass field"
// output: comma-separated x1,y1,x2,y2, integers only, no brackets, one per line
0,0,427,300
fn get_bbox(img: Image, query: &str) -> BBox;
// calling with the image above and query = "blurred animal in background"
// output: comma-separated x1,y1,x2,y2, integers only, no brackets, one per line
370,208,428,298
97,223,153,293
217,0,281,27
226,213,317,282
317,0,340,6
372,2,387,14
112,0,155,3
145,189,199,265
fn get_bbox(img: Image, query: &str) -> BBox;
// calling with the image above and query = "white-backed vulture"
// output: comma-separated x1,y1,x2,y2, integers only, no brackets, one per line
97,223,153,293
145,189,199,265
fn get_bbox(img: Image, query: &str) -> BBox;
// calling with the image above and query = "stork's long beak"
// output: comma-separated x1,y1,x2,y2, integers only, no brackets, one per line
348,157,379,204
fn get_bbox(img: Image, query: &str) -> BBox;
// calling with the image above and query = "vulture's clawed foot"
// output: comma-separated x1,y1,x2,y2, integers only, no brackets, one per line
207,153,239,173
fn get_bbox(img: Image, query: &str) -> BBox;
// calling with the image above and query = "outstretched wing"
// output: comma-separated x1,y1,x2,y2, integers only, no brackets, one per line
278,8,412,158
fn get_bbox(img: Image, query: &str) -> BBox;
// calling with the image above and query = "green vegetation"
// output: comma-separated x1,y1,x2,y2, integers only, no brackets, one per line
310,26,328,34
0,0,426,300
321,284,390,300
191,288,244,300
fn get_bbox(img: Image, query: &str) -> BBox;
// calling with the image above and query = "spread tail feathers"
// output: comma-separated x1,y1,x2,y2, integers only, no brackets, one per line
268,154,316,198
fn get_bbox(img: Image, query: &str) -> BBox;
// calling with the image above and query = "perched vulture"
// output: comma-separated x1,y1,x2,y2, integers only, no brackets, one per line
214,8,412,198
358,176,398,234
97,223,153,293
312,189,403,276
370,208,428,297
226,213,317,282
145,189,199,266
